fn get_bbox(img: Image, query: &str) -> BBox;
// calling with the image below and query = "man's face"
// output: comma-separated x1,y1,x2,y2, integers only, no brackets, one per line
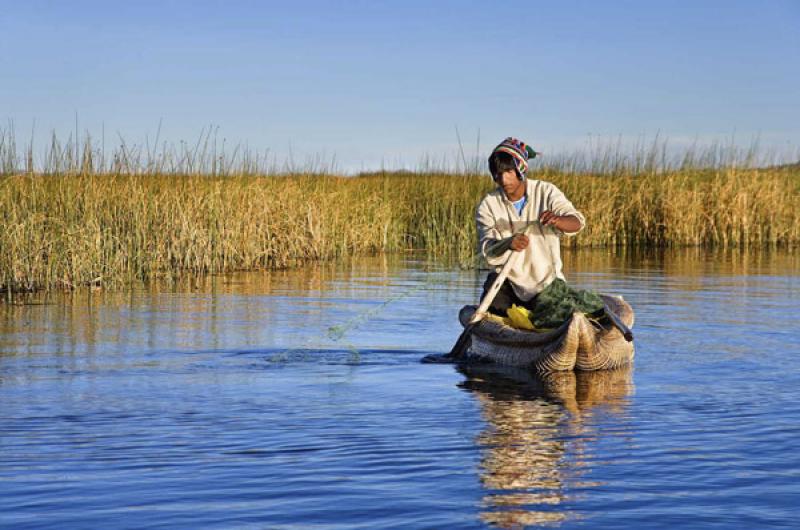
495,169,525,200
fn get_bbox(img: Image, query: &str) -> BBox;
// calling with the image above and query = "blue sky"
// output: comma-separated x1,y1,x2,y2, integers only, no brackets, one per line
1,0,798,171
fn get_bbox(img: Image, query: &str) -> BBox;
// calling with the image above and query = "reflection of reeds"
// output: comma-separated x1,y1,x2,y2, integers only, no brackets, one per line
563,245,800,279
1,130,798,292
459,365,633,528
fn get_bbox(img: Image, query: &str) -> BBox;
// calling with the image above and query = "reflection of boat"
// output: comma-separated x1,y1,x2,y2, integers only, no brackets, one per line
458,294,635,372
458,363,634,417
458,364,634,528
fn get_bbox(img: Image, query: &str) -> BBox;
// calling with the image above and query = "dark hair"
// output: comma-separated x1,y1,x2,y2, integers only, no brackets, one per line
489,151,518,179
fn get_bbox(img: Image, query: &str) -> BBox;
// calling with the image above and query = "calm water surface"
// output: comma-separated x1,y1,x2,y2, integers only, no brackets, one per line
1,250,798,529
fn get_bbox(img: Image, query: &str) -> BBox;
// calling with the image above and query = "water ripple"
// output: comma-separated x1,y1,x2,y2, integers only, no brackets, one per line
1,251,799,528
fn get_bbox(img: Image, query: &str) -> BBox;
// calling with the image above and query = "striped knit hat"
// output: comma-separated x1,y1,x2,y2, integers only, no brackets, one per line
489,137,539,179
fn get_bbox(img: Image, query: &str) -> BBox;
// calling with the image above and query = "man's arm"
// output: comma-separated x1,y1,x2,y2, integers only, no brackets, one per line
541,184,586,235
539,211,583,233
476,199,520,265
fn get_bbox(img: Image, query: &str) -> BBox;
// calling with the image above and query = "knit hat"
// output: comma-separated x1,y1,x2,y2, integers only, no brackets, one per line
489,137,539,179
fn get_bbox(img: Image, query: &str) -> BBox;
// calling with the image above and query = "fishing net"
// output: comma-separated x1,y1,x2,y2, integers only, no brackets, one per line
529,278,604,329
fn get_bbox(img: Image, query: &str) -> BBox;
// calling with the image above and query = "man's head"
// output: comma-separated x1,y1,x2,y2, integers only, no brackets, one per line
490,152,526,200
489,137,539,200
488,137,538,181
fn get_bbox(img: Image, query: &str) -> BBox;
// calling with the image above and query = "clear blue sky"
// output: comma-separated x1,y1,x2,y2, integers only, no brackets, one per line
2,0,798,171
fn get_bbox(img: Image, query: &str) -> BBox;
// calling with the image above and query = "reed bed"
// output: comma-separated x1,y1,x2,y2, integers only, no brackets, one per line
1,131,798,293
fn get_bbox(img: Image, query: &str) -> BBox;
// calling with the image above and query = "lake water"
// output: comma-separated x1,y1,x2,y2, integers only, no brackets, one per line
1,249,798,529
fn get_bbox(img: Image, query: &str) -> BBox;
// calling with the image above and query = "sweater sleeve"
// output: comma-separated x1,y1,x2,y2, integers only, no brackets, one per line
476,197,513,266
546,184,586,236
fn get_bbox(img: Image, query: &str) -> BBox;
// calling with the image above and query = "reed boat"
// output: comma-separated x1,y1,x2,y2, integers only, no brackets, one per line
456,294,635,372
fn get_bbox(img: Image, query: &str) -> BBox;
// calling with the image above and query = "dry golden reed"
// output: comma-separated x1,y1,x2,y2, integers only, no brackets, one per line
1,128,798,293
2,166,798,293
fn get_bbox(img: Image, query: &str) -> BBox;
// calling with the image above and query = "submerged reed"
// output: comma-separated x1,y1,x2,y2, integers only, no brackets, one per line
1,130,798,293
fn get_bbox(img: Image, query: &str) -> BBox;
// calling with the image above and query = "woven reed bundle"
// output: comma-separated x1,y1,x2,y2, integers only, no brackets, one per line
458,294,635,372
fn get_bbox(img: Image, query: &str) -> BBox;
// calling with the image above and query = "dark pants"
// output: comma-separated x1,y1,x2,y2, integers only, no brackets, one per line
480,272,537,316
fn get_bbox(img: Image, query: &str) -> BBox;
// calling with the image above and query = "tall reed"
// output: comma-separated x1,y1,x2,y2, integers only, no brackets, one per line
1,130,798,293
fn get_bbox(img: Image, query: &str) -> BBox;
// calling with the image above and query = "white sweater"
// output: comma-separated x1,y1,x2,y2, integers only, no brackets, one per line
475,179,585,301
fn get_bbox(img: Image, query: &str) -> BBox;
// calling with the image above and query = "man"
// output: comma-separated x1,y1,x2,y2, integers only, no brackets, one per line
476,137,585,316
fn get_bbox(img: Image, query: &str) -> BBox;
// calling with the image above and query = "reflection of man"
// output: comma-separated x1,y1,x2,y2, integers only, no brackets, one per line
476,392,570,527
459,366,633,528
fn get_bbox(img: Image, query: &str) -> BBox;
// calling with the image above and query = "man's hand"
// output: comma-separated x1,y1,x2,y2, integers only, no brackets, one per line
539,211,582,233
539,210,560,227
510,233,529,251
